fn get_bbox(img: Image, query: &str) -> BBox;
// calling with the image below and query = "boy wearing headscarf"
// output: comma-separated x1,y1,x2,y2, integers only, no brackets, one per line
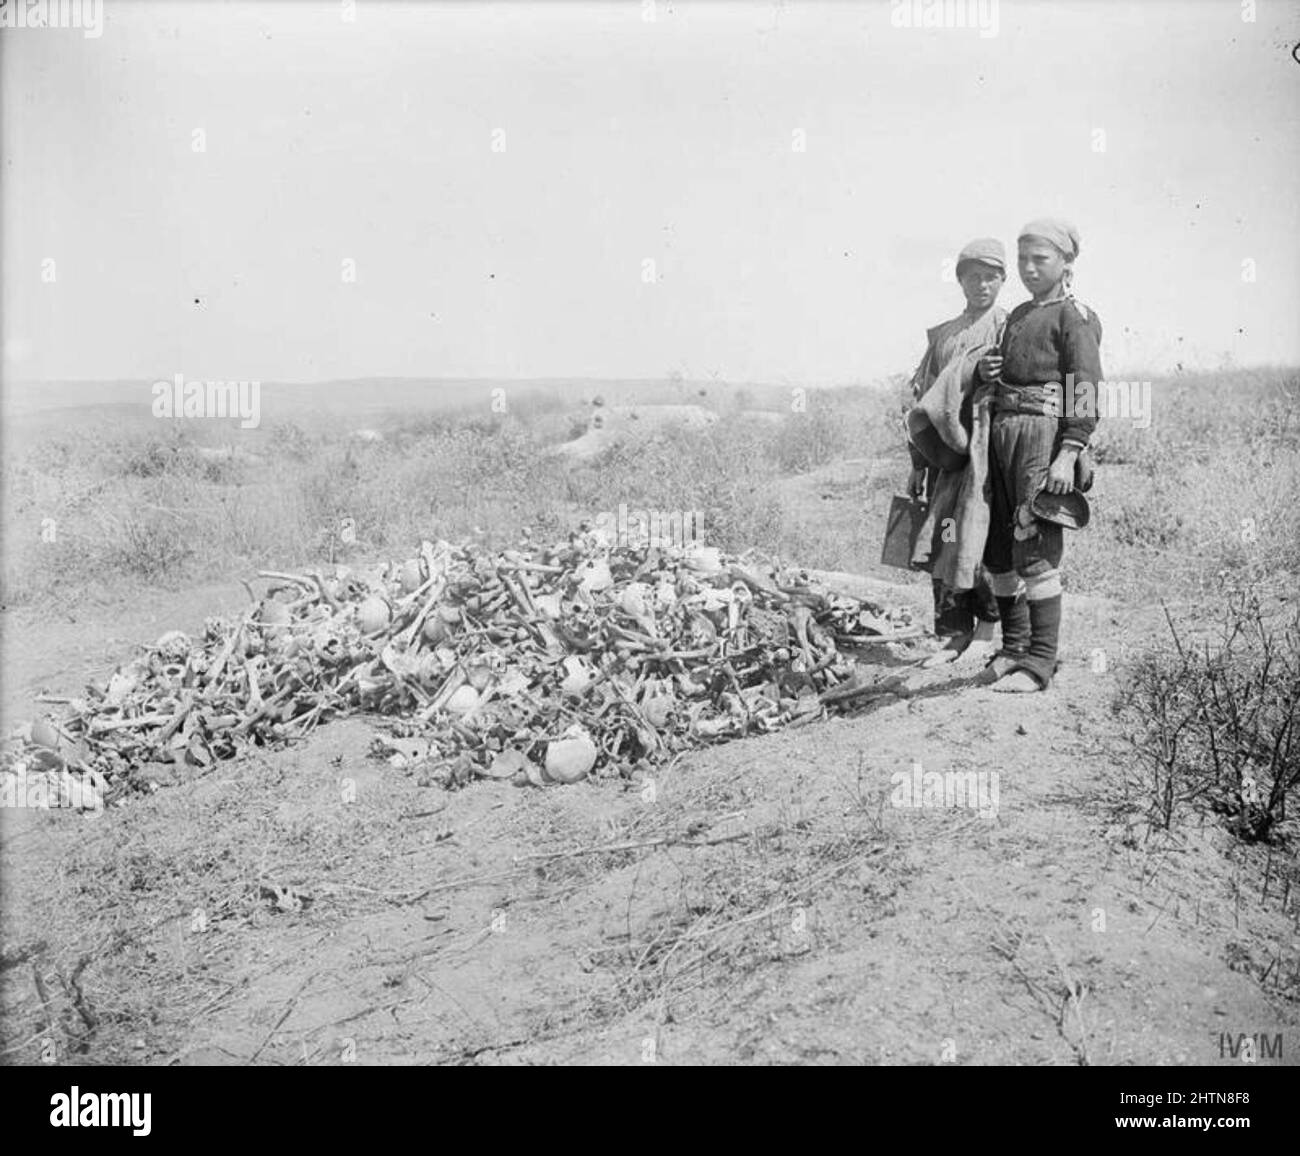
976,218,1102,692
905,237,1008,665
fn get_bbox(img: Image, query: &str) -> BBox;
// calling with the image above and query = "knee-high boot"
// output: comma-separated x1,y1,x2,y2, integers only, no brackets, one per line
995,594,1030,657
972,592,1031,683
1015,594,1063,689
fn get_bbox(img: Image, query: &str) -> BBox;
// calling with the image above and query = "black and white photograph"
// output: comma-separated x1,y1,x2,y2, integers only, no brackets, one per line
1,0,1297,1102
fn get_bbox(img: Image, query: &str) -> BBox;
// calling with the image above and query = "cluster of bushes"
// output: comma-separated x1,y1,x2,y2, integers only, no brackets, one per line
1069,369,1300,602
1119,581,1299,845
3,370,1295,613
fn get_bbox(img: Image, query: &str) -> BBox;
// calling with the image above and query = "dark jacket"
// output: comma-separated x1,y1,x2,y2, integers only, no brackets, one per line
999,296,1103,448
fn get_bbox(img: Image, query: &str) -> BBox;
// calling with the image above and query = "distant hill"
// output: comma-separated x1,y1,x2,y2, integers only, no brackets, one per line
1,376,836,428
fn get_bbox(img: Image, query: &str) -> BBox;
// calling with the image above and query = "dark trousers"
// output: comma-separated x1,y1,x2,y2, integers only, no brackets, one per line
983,410,1067,686
984,412,1064,577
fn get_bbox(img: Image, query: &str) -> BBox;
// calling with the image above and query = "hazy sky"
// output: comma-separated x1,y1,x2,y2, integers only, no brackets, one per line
3,0,1298,387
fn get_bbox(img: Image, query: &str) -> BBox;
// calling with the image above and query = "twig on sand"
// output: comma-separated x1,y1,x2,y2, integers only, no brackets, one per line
1044,935,1093,1067
401,826,758,903
248,973,316,1063
400,866,529,903
633,845,882,987
443,1036,532,1064
513,830,750,864
820,674,911,707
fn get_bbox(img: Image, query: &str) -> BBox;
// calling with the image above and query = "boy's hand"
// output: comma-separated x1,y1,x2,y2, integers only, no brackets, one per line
976,353,1003,383
908,466,928,499
1045,449,1079,494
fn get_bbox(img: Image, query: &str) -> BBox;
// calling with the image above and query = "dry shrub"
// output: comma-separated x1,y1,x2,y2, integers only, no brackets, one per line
99,511,195,584
564,420,785,553
1119,582,1300,843
3,371,1295,612
1072,368,1300,602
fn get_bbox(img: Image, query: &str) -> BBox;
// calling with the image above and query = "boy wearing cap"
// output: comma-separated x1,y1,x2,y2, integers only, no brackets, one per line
976,218,1102,692
905,237,1008,665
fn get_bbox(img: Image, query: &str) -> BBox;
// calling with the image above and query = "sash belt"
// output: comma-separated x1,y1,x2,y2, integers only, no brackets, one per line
993,382,1057,417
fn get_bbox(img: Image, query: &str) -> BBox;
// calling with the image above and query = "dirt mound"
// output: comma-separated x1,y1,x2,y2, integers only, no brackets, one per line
549,404,719,460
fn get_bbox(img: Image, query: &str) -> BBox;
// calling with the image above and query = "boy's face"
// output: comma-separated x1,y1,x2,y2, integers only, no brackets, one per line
1018,239,1069,296
958,262,1004,311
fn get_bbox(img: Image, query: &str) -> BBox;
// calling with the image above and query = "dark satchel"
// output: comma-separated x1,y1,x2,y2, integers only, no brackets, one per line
881,493,928,570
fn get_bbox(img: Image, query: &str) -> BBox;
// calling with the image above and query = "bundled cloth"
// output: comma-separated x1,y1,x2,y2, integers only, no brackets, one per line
913,382,995,591
908,341,983,464
906,315,1003,592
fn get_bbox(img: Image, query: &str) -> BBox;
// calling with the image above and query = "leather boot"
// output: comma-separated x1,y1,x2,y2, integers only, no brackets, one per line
995,593,1030,657
1014,594,1063,689
975,594,1030,683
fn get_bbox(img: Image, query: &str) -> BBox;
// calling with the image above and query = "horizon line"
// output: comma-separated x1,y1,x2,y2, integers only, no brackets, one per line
5,361,1296,392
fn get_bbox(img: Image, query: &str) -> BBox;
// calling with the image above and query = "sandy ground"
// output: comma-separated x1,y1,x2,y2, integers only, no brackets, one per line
2,533,1296,1065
